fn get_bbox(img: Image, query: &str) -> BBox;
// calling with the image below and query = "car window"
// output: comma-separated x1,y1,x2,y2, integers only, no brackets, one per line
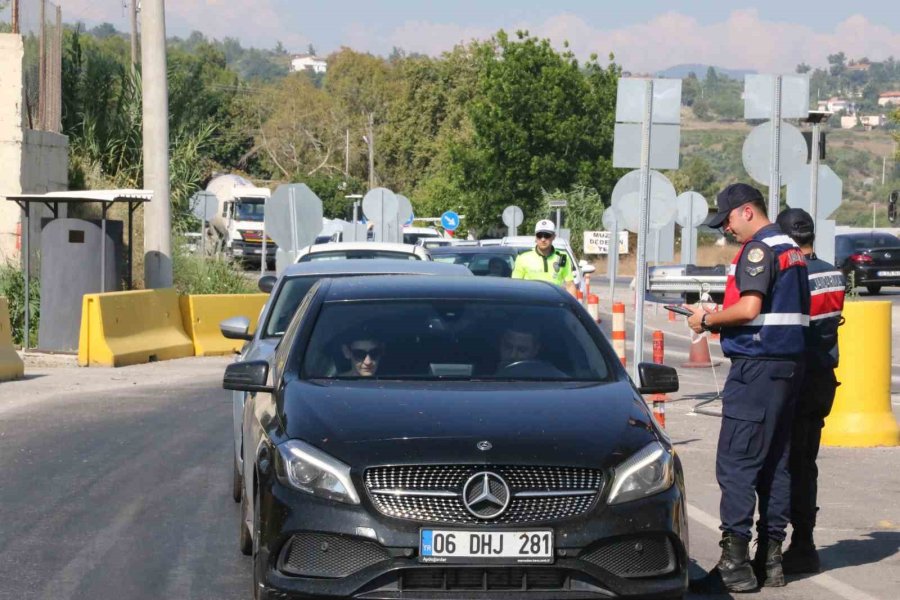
301,300,613,382
264,276,324,337
433,253,514,277
301,251,420,261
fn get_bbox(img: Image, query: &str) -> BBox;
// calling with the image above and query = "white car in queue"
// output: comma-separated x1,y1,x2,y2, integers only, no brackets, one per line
219,259,473,502
501,236,597,292
293,241,431,262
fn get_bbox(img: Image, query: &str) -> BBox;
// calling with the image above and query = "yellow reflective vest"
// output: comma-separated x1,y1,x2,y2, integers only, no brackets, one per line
511,247,574,287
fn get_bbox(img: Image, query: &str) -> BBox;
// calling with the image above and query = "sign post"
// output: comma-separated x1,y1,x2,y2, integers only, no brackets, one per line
502,205,524,237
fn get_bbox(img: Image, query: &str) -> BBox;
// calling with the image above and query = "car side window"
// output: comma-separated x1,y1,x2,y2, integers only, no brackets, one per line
273,282,320,378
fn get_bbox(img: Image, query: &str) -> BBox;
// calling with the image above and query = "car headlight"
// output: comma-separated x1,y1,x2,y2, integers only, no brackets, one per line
607,441,675,505
275,440,360,505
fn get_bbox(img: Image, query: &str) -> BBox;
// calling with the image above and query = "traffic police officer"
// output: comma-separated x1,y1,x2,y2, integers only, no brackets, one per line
776,208,845,574
511,220,577,295
687,184,810,593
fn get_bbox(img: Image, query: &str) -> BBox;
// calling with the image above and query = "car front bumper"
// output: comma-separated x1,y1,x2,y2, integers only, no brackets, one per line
254,477,689,599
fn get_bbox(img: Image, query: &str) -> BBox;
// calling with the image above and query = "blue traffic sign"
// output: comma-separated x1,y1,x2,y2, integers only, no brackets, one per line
441,211,460,231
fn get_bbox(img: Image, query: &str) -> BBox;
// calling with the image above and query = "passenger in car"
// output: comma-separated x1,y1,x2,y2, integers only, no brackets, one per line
497,327,541,370
488,257,512,277
340,336,385,377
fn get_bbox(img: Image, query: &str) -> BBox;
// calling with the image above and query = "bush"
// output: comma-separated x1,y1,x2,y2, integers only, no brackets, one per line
172,242,255,295
0,263,40,347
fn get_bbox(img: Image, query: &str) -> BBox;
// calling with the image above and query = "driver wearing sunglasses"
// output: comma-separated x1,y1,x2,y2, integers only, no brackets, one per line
511,220,577,295
341,337,385,377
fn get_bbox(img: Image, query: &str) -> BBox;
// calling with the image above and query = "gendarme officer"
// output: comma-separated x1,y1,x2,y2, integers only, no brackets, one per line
687,184,810,593
511,220,577,295
776,208,845,574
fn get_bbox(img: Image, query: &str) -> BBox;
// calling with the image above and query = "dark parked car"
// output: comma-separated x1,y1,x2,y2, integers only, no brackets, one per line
225,276,688,600
429,245,519,277
835,232,900,294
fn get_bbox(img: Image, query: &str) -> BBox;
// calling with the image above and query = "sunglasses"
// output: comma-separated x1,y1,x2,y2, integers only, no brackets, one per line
536,232,553,240
350,347,383,361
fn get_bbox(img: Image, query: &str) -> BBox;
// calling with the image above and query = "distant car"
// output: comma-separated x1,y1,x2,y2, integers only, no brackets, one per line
501,236,596,291
418,238,455,249
224,276,687,600
293,242,431,262
403,226,444,245
835,232,900,294
478,239,503,246
430,245,519,277
219,260,472,504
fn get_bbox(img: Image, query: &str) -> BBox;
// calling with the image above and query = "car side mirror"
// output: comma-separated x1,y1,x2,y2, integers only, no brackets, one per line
637,362,679,395
580,261,596,274
223,360,273,393
220,316,253,341
258,275,277,293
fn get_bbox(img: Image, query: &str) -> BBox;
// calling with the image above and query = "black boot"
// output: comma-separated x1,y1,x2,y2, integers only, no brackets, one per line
689,533,758,593
782,541,820,574
753,538,785,586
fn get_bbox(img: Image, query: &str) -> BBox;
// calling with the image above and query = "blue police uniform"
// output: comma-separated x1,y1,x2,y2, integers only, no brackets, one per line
717,224,810,544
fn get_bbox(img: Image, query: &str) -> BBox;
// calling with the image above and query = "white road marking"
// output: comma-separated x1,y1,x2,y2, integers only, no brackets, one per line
686,502,884,600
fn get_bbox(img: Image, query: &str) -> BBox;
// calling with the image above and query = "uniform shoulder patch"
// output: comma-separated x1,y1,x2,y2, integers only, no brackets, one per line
745,265,765,277
747,247,765,263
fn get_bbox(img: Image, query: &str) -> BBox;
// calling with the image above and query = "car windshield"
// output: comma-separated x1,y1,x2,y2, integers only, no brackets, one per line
852,234,900,250
301,300,612,381
300,250,420,262
234,200,265,222
433,253,514,277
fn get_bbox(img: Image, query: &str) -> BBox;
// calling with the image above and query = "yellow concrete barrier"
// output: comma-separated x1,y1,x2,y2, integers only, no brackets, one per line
180,294,267,356
822,300,900,447
78,289,195,367
0,297,25,381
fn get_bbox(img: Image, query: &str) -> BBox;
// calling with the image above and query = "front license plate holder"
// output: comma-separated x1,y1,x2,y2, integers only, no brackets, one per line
877,270,900,277
419,529,554,564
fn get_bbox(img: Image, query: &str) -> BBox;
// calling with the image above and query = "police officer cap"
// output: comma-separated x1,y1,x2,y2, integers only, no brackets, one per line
776,208,814,236
535,219,556,235
703,183,764,228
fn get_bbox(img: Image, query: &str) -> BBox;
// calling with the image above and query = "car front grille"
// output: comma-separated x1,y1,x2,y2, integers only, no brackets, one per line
579,535,677,578
400,567,570,591
364,465,602,525
279,533,390,578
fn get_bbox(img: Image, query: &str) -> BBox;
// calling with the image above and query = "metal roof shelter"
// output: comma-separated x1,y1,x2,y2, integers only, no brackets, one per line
2,189,152,349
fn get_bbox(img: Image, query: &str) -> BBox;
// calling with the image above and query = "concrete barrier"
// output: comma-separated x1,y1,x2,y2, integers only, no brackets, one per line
180,294,267,356
78,289,195,367
0,297,25,381
822,300,899,447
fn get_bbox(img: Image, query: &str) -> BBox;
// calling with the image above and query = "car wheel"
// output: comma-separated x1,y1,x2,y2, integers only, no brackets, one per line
252,487,269,600
232,454,242,503
239,489,252,556
866,284,882,295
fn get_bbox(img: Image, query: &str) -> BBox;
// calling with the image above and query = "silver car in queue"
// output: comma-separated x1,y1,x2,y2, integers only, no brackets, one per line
219,259,474,502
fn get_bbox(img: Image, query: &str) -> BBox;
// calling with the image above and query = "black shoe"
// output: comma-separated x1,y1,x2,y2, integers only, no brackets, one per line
752,539,785,587
782,543,820,574
690,534,758,593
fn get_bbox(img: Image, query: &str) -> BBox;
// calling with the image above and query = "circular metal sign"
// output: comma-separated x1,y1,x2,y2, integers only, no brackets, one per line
362,188,399,223
741,121,807,186
675,191,709,228
266,184,323,251
602,206,618,231
396,194,414,226
502,205,524,229
611,170,677,233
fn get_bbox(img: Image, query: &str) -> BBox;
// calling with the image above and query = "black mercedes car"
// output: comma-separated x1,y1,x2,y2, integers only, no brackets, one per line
835,232,900,294
225,276,688,599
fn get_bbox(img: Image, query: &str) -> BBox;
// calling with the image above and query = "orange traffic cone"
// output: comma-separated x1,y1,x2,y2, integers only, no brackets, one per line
588,294,601,322
682,332,720,368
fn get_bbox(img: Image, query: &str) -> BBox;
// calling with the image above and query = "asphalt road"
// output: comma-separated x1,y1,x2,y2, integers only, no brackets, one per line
1,332,897,600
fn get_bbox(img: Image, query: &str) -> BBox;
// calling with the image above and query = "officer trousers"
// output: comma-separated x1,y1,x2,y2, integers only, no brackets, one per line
716,358,800,542
789,367,838,543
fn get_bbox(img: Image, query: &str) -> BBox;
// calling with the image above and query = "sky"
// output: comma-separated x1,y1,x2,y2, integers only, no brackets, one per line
54,1,900,73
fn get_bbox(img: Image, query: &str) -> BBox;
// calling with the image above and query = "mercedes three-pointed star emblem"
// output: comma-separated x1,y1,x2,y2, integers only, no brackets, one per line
462,472,510,519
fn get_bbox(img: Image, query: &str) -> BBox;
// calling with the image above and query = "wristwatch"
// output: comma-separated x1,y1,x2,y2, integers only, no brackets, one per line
701,313,711,332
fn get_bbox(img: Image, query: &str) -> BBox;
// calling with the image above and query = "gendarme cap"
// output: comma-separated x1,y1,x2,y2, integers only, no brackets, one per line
703,183,764,228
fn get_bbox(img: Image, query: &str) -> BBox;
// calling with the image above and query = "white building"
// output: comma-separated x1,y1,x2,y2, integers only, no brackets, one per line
291,54,327,74
823,97,853,114
840,114,888,130
877,92,900,107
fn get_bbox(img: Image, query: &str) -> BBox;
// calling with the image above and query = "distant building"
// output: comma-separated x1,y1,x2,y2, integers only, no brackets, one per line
848,62,872,72
291,54,327,74
824,97,854,113
840,114,888,130
877,91,900,107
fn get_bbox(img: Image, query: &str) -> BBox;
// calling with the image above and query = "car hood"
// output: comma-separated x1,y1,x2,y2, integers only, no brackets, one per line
279,380,659,469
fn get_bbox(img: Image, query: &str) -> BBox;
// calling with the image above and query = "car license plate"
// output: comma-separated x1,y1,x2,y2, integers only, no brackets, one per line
877,270,900,277
419,529,553,564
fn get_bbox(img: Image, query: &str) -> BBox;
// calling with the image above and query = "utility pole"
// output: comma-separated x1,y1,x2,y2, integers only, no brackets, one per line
11,0,19,33
141,0,173,288
366,112,375,190
130,0,140,72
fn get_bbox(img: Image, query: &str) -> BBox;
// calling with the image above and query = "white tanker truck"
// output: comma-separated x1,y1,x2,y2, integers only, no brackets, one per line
205,174,274,266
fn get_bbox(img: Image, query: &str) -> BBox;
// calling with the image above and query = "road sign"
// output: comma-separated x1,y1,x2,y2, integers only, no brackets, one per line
742,121,807,187
611,170,677,233
584,231,628,255
502,206,524,234
548,199,567,208
189,191,218,222
441,211,460,232
613,123,681,170
616,78,682,124
647,219,675,263
267,183,323,253
396,194,414,227
744,74,810,120
675,191,708,265
787,164,842,219
363,187,400,243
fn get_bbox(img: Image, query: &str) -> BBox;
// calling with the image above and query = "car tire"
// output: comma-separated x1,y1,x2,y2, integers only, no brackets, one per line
866,284,882,295
252,487,269,600
232,454,242,503
239,490,252,556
